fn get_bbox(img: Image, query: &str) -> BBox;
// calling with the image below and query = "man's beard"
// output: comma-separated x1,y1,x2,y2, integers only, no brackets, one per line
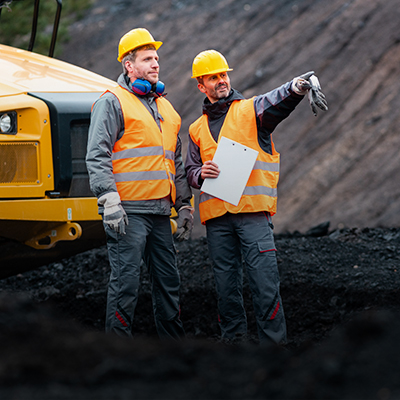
135,69,158,84
213,83,230,99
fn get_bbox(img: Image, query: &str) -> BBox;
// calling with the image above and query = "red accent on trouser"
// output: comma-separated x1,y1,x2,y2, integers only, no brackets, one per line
270,301,280,320
116,311,128,327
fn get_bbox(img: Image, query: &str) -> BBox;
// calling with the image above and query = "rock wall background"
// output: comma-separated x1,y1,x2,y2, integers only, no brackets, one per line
61,0,400,235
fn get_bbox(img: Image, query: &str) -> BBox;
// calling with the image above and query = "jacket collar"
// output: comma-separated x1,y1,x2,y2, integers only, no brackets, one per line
119,74,158,101
202,88,245,119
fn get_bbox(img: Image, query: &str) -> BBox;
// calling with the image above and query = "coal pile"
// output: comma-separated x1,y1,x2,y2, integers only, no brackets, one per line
0,227,400,399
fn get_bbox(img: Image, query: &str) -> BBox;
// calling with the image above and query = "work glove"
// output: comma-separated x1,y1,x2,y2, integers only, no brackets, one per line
292,71,329,116
176,206,194,241
98,192,129,235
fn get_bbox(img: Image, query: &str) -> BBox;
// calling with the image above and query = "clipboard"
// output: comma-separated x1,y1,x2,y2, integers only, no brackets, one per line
201,137,259,206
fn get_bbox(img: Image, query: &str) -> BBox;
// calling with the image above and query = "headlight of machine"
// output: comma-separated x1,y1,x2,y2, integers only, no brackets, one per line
0,112,17,134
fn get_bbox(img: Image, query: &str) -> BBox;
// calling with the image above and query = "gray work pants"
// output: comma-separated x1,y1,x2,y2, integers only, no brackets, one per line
206,212,286,344
104,214,185,340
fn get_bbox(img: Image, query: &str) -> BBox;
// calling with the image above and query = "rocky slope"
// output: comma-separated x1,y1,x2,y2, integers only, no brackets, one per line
61,0,400,235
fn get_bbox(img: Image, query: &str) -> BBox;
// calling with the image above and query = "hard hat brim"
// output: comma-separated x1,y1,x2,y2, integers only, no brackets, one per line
117,40,163,62
191,67,233,79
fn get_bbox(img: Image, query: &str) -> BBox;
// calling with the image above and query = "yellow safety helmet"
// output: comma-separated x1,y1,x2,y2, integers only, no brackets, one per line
191,50,233,78
117,28,163,62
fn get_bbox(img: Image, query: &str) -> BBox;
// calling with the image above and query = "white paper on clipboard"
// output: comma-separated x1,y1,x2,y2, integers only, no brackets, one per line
201,137,259,206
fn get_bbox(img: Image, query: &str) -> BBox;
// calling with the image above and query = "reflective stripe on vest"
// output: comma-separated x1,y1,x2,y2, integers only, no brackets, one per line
112,147,175,160
189,97,280,224
107,86,180,202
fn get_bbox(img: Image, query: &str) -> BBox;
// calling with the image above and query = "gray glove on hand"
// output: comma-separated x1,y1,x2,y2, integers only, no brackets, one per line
176,206,194,241
98,192,129,235
292,71,328,116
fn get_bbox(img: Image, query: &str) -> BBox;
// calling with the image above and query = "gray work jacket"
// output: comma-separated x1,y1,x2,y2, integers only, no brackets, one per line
185,83,304,189
86,73,192,215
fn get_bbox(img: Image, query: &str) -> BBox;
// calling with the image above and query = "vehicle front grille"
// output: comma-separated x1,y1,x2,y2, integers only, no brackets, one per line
68,120,92,197
0,142,38,184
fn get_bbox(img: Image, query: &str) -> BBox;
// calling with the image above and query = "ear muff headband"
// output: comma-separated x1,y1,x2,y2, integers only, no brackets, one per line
131,79,165,96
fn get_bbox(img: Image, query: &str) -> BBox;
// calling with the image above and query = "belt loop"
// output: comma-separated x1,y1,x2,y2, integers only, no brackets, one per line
263,211,274,230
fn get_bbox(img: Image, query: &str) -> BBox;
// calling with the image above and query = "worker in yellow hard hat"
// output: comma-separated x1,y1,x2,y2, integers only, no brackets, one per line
185,49,328,345
86,28,193,339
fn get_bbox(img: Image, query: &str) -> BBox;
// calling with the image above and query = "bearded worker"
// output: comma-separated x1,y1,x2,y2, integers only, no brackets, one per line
185,49,327,344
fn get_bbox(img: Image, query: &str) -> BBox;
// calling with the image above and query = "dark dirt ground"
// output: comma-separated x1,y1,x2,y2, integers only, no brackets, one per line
1,225,400,399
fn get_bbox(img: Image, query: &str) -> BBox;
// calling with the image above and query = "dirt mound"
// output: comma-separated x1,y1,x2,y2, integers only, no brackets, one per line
61,0,400,235
1,227,400,398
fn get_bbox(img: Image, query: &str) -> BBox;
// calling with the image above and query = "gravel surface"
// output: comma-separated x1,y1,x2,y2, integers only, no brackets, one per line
1,226,400,399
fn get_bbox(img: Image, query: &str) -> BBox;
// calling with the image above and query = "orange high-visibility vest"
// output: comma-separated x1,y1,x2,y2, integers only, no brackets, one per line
106,86,181,203
189,98,280,224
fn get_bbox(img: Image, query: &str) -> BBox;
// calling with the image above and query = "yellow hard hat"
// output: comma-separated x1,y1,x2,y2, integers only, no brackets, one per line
191,50,233,78
117,28,162,62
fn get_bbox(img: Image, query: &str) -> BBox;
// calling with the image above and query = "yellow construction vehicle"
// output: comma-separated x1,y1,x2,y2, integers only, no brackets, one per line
0,0,179,277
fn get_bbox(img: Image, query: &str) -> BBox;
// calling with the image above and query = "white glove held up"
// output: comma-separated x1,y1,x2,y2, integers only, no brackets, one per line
292,71,328,116
307,74,328,116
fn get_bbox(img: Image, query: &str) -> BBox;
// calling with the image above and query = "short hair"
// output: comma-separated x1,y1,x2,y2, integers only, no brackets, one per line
122,44,156,74
196,76,204,85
